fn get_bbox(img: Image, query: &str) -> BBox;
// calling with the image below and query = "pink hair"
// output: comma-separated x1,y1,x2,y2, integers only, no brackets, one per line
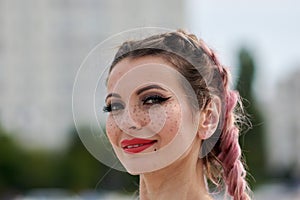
219,89,249,200
203,45,251,200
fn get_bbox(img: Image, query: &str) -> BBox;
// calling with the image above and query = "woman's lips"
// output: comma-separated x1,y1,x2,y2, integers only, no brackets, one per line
121,138,157,154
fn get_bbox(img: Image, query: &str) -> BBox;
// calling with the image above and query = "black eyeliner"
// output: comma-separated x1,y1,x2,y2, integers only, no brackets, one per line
142,95,171,105
103,104,111,112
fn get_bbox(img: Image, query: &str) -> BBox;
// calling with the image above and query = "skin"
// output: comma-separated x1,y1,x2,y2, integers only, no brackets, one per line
105,56,219,200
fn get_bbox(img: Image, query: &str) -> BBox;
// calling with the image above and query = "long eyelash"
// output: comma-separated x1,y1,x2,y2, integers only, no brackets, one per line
103,104,111,112
142,95,171,104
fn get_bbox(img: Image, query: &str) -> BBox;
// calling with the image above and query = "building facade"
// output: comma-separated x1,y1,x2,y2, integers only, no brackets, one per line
0,0,185,148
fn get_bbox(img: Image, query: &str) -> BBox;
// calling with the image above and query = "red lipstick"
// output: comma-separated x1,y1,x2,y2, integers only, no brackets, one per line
121,138,157,154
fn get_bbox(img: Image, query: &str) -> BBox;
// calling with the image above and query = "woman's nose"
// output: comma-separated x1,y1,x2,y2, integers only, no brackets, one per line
115,107,142,133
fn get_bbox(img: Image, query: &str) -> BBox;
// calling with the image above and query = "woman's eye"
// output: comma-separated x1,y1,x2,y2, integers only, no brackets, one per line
142,95,171,105
103,102,124,113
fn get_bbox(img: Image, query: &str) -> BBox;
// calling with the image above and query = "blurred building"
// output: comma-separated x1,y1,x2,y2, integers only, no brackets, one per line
265,68,300,177
0,0,185,149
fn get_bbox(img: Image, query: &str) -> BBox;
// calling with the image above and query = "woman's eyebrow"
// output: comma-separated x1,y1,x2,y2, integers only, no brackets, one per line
105,93,121,101
136,84,167,95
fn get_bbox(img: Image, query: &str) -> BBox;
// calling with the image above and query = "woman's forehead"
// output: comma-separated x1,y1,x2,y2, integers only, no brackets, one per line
107,56,179,91
109,56,170,76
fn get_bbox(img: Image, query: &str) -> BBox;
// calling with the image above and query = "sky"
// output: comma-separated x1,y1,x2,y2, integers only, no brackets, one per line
187,0,300,103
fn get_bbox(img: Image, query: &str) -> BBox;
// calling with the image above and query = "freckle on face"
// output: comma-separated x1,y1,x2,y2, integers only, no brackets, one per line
106,57,191,152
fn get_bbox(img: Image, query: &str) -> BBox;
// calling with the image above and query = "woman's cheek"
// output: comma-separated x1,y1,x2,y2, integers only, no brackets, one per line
158,102,181,145
106,116,119,146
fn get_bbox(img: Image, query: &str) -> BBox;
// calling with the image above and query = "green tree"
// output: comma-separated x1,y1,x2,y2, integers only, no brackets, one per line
0,124,138,196
0,126,61,194
0,128,22,193
236,48,267,188
59,127,138,193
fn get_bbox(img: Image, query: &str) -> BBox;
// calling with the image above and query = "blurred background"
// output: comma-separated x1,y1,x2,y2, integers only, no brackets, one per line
0,0,300,199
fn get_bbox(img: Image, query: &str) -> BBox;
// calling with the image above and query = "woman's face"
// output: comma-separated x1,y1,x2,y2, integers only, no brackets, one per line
105,56,200,174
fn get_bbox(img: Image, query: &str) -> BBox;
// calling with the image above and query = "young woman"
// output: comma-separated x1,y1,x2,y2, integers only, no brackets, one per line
103,30,251,200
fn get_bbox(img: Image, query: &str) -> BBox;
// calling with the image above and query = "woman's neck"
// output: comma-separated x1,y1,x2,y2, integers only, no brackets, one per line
139,144,212,200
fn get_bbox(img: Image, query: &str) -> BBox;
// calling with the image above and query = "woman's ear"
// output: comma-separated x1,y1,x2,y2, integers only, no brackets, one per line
198,96,221,140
